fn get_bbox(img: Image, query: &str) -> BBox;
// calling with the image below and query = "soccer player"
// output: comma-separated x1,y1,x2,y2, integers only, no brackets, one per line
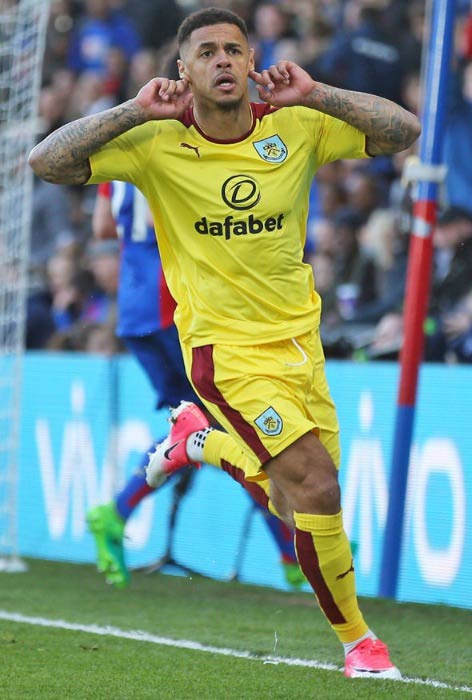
87,180,304,589
29,7,421,679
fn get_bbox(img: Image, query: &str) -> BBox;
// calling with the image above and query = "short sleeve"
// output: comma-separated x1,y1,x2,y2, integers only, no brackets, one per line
292,107,370,168
87,122,159,188
315,112,370,166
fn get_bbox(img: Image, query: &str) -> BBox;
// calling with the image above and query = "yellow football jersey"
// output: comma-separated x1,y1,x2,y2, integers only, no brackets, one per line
88,104,368,346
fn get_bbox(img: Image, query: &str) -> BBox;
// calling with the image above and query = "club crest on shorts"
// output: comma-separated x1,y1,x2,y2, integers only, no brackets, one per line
254,407,283,436
252,135,288,163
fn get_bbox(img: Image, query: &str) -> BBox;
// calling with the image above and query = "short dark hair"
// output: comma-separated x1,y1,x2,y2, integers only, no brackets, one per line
177,7,248,48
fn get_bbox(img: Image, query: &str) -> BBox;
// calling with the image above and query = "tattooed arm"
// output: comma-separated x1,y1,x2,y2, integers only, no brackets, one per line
299,83,421,156
250,61,421,155
29,101,145,185
29,77,193,185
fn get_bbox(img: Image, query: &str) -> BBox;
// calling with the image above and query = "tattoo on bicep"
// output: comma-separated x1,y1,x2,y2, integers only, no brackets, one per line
33,102,143,183
311,86,417,152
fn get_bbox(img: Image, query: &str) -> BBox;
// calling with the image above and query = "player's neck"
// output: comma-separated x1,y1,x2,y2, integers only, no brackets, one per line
193,101,253,141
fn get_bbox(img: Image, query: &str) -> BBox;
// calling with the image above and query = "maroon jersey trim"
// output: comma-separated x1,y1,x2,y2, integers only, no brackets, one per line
178,103,279,144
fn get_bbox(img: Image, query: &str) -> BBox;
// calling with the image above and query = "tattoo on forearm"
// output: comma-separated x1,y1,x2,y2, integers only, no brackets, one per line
308,84,420,154
29,100,145,184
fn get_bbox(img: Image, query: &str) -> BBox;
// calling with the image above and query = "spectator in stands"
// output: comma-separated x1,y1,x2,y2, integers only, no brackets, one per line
425,207,472,361
102,45,129,103
251,3,300,70
47,318,122,354
314,161,349,220
344,166,385,219
348,208,408,325
26,176,79,346
443,58,472,215
331,207,377,321
68,69,116,118
42,0,77,82
306,216,336,258
289,0,335,70
366,206,472,362
83,238,120,324
30,177,76,273
316,1,405,104
76,319,122,355
37,82,68,138
311,206,381,357
439,290,472,362
430,207,472,315
366,311,404,360
121,0,182,52
309,251,338,327
44,241,116,344
387,1,425,77
67,0,141,76
46,251,83,331
126,47,161,99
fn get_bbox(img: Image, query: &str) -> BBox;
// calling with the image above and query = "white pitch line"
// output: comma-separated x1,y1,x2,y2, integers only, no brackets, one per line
1,610,471,694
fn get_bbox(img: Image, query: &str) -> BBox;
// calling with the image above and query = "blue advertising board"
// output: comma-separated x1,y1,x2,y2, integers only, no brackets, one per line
16,353,471,608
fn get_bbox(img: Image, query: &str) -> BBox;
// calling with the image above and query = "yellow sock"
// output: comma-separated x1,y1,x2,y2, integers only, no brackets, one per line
202,429,254,472
202,430,281,514
294,510,368,644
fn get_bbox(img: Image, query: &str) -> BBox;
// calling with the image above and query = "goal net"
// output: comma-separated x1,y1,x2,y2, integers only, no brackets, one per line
0,0,50,571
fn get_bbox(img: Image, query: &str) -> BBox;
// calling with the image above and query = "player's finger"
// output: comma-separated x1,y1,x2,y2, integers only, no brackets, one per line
255,83,272,103
160,79,182,102
248,69,262,84
275,60,291,81
259,69,275,91
267,64,289,84
175,78,190,95
158,78,170,96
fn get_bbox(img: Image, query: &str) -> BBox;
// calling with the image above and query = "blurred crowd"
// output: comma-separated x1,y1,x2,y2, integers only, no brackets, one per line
28,0,472,363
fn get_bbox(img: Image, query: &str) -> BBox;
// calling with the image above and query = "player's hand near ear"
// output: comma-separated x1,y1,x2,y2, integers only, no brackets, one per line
249,61,316,107
134,77,193,121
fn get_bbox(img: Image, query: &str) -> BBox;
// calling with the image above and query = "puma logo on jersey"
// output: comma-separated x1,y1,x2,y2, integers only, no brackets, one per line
180,142,201,158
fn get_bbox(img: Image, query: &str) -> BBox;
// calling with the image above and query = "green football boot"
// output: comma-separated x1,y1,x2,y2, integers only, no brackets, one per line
87,503,130,588
281,560,306,589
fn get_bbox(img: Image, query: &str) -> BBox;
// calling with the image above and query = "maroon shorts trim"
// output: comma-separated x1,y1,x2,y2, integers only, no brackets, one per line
191,344,272,463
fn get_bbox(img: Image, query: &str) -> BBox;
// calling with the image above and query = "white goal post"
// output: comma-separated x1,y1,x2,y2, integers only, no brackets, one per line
0,0,50,572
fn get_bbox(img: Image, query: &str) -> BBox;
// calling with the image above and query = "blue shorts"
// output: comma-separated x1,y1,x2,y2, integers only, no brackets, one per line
123,326,201,410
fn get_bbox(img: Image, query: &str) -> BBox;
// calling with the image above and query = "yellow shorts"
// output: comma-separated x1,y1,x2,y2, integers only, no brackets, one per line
181,327,340,480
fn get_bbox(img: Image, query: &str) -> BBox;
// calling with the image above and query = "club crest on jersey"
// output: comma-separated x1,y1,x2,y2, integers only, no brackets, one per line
254,407,283,436
252,135,287,163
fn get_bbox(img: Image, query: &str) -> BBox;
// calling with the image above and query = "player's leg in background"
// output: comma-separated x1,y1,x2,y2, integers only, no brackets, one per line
210,450,304,588
88,329,197,587
147,401,305,588
252,502,306,588
87,447,156,588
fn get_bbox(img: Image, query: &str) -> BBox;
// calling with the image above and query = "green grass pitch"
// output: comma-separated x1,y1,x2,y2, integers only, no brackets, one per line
1,559,471,699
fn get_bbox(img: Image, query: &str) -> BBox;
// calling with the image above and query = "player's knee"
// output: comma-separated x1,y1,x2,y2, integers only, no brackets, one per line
291,462,340,514
269,480,295,528
266,433,341,514
305,472,340,513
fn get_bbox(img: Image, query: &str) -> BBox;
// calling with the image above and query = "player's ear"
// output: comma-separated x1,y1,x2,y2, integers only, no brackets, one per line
177,59,189,81
248,48,255,74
